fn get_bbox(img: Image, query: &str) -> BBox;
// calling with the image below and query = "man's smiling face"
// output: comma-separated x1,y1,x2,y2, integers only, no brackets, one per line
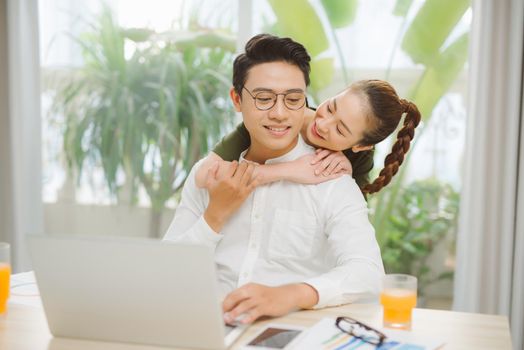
230,61,307,164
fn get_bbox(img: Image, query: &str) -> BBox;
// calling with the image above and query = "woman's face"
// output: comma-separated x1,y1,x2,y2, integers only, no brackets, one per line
305,89,371,152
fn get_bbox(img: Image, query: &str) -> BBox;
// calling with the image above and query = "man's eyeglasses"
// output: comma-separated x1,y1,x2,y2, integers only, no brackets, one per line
335,316,387,346
242,87,306,111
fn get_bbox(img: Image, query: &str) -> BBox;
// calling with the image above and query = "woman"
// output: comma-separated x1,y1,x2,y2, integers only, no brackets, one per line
197,79,421,194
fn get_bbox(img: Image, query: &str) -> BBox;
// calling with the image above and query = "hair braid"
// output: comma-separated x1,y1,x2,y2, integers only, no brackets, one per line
363,99,421,194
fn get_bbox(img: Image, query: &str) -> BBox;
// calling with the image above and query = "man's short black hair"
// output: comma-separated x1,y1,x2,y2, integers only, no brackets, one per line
232,34,311,95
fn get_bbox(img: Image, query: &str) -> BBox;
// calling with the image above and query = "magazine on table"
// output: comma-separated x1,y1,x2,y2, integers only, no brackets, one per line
241,317,444,350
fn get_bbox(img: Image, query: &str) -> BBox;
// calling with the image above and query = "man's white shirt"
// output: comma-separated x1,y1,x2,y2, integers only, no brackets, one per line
163,136,384,308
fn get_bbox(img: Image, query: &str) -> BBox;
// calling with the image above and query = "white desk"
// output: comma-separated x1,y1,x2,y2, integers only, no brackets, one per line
0,298,512,349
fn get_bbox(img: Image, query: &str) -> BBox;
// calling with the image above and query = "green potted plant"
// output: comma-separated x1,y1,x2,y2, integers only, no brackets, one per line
50,7,237,237
370,179,459,299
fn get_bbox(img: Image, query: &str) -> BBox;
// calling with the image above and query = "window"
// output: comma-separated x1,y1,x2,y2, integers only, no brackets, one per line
40,0,238,236
250,0,471,309
39,0,471,309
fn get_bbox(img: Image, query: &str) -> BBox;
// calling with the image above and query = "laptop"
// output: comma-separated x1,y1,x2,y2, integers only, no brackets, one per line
28,235,245,349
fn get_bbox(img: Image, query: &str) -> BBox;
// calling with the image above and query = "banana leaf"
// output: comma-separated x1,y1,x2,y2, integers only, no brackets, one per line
267,0,329,57
410,32,469,120
393,0,414,17
310,57,335,91
320,0,358,28
401,0,469,65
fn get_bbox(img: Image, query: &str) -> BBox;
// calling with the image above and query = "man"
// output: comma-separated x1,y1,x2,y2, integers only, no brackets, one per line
163,34,384,325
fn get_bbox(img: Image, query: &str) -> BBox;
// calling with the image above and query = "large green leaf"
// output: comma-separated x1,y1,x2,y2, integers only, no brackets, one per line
267,0,328,56
320,0,358,28
393,0,414,17
410,32,469,120
309,57,334,91
401,0,469,65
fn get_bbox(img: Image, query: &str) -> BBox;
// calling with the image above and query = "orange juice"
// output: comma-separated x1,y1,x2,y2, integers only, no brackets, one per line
380,288,417,328
0,263,10,314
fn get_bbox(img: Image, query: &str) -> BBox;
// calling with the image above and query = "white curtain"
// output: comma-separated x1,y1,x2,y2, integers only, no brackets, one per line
0,1,10,252
0,0,43,273
453,0,524,349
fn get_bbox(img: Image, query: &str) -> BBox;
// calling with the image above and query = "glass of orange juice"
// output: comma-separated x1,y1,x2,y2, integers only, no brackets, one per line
380,274,417,330
0,242,10,314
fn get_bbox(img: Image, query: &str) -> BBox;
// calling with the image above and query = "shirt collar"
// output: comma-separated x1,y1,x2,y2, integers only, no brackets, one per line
239,135,312,165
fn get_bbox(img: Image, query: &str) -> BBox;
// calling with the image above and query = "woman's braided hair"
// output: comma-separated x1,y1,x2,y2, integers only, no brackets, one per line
351,80,421,195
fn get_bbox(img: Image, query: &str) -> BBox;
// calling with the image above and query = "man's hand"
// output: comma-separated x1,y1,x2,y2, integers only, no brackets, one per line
203,160,259,232
222,283,319,325
195,152,223,188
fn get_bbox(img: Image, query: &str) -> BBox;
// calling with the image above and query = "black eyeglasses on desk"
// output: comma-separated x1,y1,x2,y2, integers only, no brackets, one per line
335,316,387,346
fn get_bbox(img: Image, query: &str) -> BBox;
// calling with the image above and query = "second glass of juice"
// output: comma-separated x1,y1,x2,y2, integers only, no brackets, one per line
380,274,417,330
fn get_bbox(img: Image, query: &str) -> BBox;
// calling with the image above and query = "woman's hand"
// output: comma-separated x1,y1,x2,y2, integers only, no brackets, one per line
222,283,318,325
311,149,353,177
282,152,348,185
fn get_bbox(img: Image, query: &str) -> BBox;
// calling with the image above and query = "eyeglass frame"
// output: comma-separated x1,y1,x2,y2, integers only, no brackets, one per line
335,316,387,346
241,86,307,111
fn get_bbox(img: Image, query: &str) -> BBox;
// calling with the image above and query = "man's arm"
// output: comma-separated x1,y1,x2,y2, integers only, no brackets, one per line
203,161,258,232
163,160,258,245
221,177,384,324
163,160,222,248
222,283,319,325
303,177,384,308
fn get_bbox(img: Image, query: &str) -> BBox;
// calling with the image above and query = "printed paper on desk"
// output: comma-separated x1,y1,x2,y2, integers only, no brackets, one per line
290,318,445,350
